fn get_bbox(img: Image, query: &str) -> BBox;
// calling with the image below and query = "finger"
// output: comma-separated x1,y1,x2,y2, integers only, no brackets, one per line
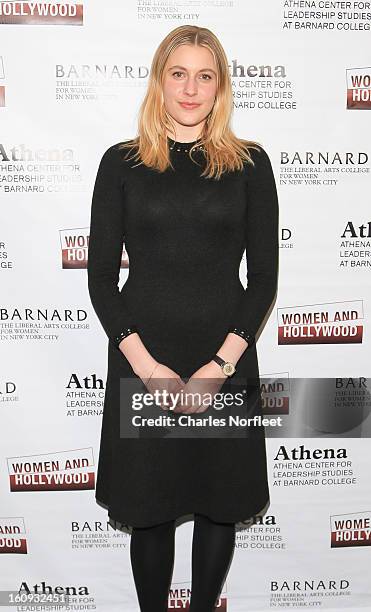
195,404,208,413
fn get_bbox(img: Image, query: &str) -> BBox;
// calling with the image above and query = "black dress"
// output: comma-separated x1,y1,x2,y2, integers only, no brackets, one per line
87,136,279,530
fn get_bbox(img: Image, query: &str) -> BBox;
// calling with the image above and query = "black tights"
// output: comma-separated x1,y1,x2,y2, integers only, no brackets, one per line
130,513,236,612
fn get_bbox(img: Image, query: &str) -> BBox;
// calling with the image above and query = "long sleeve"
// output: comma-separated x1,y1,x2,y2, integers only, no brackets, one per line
87,144,137,346
228,145,279,341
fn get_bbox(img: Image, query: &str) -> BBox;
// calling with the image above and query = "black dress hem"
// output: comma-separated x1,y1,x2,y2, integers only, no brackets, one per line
95,494,271,533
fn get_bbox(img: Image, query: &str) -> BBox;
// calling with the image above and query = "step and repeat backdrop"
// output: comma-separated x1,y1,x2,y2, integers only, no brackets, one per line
1,1,370,611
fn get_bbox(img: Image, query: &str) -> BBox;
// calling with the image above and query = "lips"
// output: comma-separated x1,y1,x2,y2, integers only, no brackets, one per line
179,102,201,109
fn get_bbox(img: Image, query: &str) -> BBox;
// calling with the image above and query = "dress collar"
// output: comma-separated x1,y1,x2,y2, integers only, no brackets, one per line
167,136,204,152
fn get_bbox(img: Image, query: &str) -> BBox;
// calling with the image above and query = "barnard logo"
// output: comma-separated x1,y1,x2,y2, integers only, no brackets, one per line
0,307,87,323
55,64,149,79
0,380,17,400
71,520,114,533
281,151,368,165
271,578,350,591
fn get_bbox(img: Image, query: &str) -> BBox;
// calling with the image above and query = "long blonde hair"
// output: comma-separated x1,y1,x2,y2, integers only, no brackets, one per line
119,25,262,180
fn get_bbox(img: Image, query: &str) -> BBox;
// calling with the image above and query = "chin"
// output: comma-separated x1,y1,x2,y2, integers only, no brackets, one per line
175,112,207,124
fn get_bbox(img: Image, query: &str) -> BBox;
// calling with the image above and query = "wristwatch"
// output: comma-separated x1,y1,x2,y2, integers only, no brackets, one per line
212,354,236,377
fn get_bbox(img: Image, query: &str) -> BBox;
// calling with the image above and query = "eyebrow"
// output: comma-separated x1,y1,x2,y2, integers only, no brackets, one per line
168,64,217,75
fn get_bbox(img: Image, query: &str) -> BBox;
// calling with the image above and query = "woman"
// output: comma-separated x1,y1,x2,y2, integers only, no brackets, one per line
87,25,279,612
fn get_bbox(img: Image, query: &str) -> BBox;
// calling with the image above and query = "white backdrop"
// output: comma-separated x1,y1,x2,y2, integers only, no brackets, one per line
1,1,371,610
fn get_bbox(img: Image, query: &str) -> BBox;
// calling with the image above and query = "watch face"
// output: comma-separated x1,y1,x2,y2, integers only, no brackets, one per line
222,362,235,376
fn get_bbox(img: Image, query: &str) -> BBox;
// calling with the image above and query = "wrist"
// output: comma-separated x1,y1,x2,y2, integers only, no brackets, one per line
118,331,139,352
208,359,228,379
116,331,158,379
133,355,159,380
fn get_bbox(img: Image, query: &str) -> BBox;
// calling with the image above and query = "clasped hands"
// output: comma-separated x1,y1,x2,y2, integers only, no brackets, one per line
143,360,229,414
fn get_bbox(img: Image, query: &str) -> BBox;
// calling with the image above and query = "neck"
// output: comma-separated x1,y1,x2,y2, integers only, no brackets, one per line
165,124,205,143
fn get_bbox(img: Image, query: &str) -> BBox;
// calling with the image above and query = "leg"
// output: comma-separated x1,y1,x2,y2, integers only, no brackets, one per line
189,512,236,612
130,518,176,612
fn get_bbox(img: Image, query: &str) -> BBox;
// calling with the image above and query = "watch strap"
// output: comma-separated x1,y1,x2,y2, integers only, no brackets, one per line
212,354,236,377
212,354,226,368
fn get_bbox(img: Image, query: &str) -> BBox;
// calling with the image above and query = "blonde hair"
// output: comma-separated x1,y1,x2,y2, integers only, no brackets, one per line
118,25,262,180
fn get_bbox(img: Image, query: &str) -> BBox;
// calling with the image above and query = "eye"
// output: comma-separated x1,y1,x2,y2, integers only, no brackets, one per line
172,71,184,78
200,73,212,80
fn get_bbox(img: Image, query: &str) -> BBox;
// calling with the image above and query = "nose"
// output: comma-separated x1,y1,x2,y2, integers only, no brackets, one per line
183,77,198,96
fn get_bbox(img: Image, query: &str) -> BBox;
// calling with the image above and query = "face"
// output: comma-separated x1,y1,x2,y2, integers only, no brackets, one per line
162,44,218,141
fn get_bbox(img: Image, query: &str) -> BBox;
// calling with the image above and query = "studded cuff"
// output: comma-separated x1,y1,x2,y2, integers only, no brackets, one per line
228,327,255,347
114,325,138,348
